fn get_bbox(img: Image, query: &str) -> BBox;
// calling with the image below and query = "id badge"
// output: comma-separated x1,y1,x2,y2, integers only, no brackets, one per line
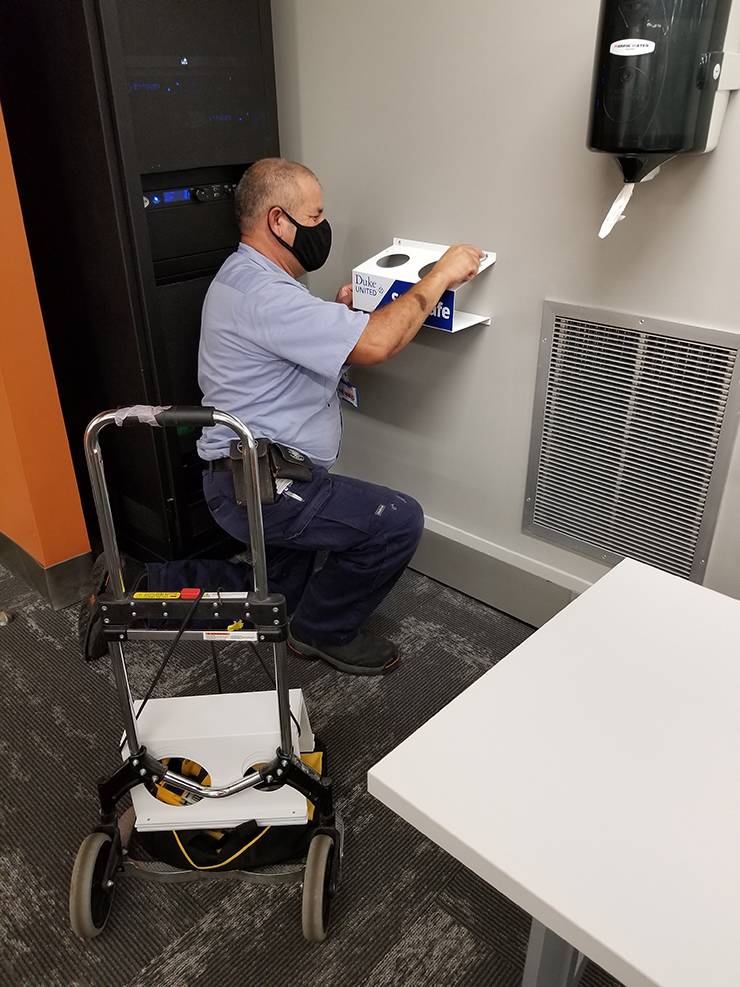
338,372,359,408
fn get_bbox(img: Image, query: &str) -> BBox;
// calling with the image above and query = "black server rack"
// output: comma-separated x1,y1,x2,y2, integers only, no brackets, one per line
0,0,279,560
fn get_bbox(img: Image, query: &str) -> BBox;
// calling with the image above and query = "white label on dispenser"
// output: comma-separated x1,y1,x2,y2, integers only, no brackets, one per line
610,39,656,56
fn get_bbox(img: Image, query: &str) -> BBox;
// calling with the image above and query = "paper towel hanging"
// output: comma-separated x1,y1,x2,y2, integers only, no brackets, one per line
588,0,740,237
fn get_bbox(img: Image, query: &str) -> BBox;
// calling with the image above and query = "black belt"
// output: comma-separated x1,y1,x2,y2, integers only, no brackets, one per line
204,458,231,472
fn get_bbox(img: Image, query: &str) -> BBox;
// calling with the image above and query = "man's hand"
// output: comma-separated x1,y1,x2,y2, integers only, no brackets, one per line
428,244,485,290
335,283,353,308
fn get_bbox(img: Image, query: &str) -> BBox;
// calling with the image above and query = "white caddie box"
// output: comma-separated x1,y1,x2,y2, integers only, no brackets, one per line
352,237,496,333
122,689,314,831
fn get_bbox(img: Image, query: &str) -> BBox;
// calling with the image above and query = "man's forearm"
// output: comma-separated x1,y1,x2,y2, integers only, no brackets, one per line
348,270,450,365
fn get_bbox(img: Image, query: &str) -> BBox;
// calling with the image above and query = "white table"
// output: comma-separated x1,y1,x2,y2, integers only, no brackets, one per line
368,559,740,987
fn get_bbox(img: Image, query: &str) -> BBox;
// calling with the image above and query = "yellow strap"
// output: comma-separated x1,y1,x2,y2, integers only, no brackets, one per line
301,751,324,820
181,760,210,784
301,751,323,772
173,826,271,871
170,750,324,865
153,758,212,807
153,786,188,807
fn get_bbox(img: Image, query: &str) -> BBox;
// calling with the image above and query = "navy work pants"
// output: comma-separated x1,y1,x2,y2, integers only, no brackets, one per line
147,467,424,645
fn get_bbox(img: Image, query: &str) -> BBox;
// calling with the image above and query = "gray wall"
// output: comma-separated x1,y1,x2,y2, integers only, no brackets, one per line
270,0,740,604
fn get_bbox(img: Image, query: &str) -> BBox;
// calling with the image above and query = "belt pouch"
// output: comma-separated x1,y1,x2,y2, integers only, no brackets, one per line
268,443,313,482
228,439,276,505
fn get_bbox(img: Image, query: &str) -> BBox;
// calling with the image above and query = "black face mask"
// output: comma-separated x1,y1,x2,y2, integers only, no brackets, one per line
271,207,332,272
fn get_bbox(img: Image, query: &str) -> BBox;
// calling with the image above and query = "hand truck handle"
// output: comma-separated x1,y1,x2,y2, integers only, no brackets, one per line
113,404,216,429
84,406,269,601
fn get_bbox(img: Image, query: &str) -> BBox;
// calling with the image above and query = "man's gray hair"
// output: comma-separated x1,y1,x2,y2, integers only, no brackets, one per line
235,158,318,233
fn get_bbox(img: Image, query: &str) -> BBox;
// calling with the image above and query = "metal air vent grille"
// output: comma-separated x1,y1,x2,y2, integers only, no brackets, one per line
524,303,740,581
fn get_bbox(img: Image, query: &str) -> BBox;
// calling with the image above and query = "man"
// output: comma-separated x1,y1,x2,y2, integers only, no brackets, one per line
195,158,483,675
79,158,482,675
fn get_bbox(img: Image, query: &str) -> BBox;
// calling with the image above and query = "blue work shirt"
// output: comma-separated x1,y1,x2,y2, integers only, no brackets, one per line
197,243,369,468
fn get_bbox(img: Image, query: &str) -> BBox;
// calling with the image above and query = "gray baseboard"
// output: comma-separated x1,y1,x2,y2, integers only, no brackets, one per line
411,528,576,628
0,531,92,610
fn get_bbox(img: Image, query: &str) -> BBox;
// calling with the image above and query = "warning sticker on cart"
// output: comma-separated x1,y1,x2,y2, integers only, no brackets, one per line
203,630,259,641
202,592,249,600
132,591,181,599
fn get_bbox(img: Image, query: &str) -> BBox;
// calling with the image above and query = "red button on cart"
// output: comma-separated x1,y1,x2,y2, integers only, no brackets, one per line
180,588,201,600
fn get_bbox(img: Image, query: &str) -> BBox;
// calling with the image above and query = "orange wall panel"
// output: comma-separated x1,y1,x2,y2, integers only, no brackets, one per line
0,372,43,561
0,104,89,567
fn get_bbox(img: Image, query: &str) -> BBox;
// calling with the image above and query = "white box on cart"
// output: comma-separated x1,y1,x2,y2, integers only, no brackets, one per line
352,237,496,333
123,689,314,831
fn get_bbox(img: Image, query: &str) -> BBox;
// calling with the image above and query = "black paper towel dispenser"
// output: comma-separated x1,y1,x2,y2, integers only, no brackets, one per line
588,0,738,183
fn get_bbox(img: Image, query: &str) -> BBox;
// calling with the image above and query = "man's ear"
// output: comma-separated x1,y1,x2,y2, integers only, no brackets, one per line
267,206,283,237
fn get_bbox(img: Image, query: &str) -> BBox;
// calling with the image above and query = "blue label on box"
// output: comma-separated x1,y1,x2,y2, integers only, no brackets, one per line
376,280,455,332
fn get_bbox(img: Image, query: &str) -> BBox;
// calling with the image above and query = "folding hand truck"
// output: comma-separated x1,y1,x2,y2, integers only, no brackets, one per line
69,405,342,943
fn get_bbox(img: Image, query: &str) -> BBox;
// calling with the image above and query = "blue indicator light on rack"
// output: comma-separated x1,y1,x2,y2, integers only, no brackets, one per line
152,194,161,205
162,188,191,204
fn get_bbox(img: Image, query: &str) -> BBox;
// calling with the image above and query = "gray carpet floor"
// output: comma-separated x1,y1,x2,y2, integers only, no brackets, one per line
0,562,624,987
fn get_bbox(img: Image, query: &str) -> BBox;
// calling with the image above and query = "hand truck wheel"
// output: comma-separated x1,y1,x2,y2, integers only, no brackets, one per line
301,834,335,942
69,831,118,938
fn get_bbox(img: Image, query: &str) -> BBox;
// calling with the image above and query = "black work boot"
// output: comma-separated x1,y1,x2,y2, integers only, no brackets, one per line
78,553,146,660
288,628,399,676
